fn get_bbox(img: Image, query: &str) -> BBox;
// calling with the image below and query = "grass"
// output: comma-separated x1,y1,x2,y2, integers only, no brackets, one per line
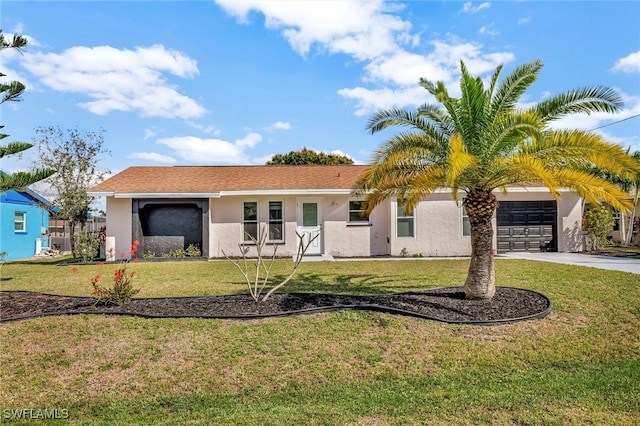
1,258,639,425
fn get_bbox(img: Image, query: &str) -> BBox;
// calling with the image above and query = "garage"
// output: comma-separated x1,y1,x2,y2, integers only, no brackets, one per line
497,201,557,252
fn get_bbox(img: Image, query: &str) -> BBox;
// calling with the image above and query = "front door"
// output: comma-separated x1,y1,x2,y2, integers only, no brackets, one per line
297,199,322,255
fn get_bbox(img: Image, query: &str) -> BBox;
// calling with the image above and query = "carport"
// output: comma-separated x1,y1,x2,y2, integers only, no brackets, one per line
131,199,209,257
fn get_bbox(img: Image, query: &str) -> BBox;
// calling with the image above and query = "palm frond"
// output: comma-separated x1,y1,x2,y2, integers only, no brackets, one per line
494,155,561,198
366,108,422,134
486,110,542,158
489,60,542,120
534,86,623,122
553,169,633,212
525,130,640,176
447,135,477,188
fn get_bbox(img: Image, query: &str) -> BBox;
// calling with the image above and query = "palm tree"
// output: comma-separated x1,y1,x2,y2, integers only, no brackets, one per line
357,60,640,300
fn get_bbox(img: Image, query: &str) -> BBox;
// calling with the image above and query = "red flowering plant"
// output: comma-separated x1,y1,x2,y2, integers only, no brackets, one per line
90,240,141,306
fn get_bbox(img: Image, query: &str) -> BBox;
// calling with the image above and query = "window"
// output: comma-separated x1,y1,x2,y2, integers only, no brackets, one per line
612,209,621,231
268,201,284,242
243,201,258,241
396,203,414,237
348,200,369,223
14,212,26,232
462,205,471,236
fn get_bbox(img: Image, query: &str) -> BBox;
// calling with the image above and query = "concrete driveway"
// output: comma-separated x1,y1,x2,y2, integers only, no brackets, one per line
499,252,640,274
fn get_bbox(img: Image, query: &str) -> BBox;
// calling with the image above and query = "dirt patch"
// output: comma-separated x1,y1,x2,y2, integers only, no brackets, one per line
0,287,550,325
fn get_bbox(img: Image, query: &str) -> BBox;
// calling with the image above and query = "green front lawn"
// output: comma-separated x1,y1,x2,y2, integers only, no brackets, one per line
1,259,638,425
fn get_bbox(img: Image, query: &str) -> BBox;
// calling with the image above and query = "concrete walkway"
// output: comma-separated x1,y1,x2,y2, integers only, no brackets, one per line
499,252,640,274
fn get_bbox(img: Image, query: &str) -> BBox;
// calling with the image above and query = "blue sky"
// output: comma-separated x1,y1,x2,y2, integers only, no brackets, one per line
2,0,639,179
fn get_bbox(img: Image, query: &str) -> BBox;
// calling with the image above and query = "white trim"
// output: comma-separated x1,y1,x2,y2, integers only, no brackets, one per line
221,189,353,196
296,197,322,255
91,186,570,199
348,199,370,224
267,200,285,243
395,201,415,238
461,205,471,237
242,200,259,242
14,211,26,233
105,192,221,199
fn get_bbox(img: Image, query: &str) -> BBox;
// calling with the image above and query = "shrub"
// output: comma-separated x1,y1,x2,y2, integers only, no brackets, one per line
186,244,201,257
584,207,615,251
90,240,141,306
73,232,100,262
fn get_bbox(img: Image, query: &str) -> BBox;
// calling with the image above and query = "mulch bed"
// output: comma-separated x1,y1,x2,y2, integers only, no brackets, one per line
0,287,551,325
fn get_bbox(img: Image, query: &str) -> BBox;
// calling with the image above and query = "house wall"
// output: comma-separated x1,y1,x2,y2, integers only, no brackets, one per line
0,190,49,260
209,195,390,258
555,192,584,252
105,189,585,260
105,197,132,260
388,193,471,257
386,190,584,257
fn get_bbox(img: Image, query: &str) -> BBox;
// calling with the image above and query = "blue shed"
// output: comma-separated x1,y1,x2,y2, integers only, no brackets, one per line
0,187,51,261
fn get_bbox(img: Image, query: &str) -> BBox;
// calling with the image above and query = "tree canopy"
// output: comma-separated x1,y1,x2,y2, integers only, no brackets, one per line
267,148,354,165
33,125,110,234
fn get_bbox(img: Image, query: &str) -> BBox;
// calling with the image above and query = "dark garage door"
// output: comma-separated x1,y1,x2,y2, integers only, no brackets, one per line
497,201,557,252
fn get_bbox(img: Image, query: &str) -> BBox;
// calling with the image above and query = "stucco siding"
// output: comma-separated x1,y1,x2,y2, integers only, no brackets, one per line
106,197,132,259
209,195,390,258
389,194,471,257
557,192,584,252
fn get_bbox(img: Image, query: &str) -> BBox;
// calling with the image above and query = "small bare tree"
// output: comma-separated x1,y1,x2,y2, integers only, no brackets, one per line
223,228,319,302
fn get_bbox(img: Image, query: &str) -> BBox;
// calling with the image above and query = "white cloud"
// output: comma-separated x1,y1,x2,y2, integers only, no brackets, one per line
128,152,177,164
265,121,292,131
612,51,640,73
517,15,531,26
341,39,515,115
215,0,413,60
157,132,263,164
186,121,221,135
144,128,159,140
462,2,491,14
214,1,514,117
19,44,206,119
478,23,499,36
338,85,428,116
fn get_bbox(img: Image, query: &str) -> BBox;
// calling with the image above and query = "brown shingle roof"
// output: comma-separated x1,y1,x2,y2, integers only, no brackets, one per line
90,165,369,195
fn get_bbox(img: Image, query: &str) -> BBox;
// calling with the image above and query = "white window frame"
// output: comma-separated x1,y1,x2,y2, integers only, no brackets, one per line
348,199,370,224
396,202,415,238
267,200,284,243
462,205,471,237
14,211,26,233
242,201,259,242
612,209,621,231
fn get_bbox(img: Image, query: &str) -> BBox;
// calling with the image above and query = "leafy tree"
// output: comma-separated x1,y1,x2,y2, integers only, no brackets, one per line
267,147,354,165
0,29,55,192
357,60,640,300
585,151,640,246
583,207,615,251
33,125,110,241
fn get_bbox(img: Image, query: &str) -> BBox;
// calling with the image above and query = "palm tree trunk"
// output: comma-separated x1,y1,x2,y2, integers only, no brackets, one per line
463,190,499,300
